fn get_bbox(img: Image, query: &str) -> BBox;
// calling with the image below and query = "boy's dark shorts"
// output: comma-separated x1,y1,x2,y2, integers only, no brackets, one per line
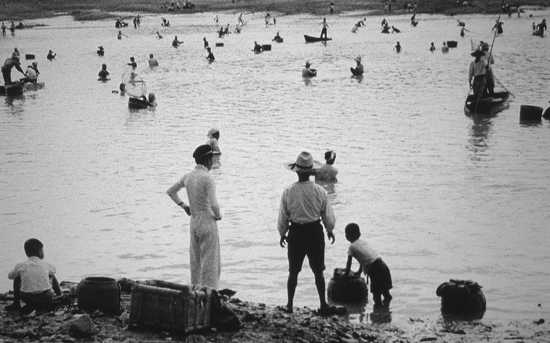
367,258,392,294
21,289,54,310
287,221,325,274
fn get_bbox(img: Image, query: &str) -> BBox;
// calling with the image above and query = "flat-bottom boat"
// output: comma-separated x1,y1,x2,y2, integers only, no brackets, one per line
304,35,332,43
464,91,510,117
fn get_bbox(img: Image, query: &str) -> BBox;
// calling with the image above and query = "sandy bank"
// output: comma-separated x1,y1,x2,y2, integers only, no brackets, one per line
1,0,549,21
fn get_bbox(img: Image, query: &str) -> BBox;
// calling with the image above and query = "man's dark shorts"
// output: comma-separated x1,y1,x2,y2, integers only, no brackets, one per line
287,221,325,273
367,258,393,294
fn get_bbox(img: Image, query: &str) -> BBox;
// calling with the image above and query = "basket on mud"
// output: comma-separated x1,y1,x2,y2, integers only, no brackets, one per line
436,279,486,319
129,281,213,333
77,277,121,314
327,268,368,303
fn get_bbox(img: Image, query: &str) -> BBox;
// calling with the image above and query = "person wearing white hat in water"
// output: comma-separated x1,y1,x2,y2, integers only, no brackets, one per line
167,144,222,289
206,128,221,168
278,151,341,316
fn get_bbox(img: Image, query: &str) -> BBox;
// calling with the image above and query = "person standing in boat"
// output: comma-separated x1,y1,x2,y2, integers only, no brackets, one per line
395,41,401,53
480,42,494,96
278,151,337,315
320,18,329,39
166,144,222,289
2,53,24,85
469,49,488,101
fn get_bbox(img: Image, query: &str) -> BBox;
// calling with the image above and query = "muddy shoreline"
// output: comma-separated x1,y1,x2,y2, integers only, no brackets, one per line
1,282,548,343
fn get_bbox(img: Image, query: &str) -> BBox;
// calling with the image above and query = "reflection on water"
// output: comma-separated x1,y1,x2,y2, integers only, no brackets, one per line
1,10,550,325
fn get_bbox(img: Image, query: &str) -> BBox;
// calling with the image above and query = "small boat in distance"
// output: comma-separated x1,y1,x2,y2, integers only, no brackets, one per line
464,91,510,117
304,35,332,43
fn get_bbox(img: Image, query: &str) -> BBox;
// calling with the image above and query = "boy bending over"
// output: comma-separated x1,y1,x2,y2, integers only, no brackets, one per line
344,223,393,307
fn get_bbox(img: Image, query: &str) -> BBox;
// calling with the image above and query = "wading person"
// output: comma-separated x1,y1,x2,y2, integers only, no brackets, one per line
278,151,340,315
167,144,222,289
206,128,221,167
320,18,329,39
315,150,338,184
148,53,159,67
343,223,393,307
2,53,24,85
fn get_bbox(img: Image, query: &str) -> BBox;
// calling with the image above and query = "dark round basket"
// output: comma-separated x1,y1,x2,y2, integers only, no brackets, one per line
77,277,121,314
327,268,368,303
436,279,486,319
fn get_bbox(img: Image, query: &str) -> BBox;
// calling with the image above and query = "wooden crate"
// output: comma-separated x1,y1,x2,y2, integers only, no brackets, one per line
129,282,212,333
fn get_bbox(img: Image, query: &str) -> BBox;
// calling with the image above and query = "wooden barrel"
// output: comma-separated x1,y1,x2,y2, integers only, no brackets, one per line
215,42,224,47
542,107,550,119
327,268,368,303
25,54,35,60
520,105,542,122
436,279,486,319
77,277,121,314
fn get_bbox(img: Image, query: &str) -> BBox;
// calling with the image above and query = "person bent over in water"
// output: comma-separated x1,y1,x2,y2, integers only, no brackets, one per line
2,53,25,85
6,238,62,314
344,223,393,307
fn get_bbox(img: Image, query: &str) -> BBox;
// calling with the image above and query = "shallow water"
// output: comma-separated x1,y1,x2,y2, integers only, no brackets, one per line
1,10,549,325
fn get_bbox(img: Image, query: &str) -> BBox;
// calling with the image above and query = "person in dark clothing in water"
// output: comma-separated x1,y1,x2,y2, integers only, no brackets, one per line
206,47,215,62
320,18,329,39
2,54,25,85
98,64,110,80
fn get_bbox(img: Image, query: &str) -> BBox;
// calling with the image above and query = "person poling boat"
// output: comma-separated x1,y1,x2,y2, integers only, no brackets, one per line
395,41,401,53
320,18,329,39
302,61,317,78
350,56,364,76
468,49,489,103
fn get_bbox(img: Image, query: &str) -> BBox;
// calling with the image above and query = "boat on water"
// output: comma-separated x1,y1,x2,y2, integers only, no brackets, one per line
464,91,510,117
304,35,332,43
128,96,150,109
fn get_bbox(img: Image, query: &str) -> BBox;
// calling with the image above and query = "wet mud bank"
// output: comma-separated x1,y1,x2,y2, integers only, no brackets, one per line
0,282,548,343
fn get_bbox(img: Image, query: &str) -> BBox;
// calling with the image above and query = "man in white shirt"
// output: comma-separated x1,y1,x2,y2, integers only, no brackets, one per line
167,144,222,289
7,238,61,313
278,151,338,315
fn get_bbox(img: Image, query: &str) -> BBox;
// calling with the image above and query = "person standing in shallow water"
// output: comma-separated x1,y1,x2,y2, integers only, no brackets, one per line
278,151,340,315
320,18,329,39
167,144,222,289
315,150,338,184
206,128,221,167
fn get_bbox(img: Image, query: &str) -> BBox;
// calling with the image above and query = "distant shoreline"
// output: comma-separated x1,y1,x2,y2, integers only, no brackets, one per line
0,0,549,22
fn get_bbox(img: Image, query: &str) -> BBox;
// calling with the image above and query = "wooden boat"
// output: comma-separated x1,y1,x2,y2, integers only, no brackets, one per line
464,91,510,117
304,35,332,43
447,40,458,48
350,67,363,76
0,82,24,96
128,96,149,109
